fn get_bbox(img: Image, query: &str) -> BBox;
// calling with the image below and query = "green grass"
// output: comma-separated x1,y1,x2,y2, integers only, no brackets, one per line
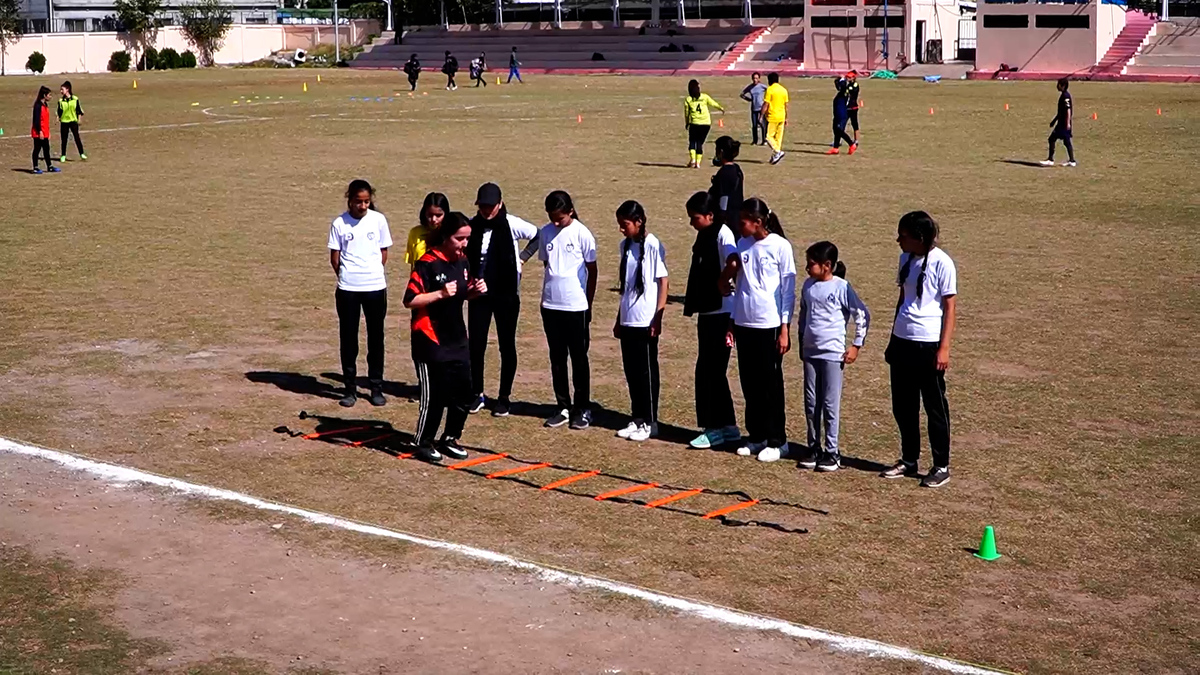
0,69,1197,673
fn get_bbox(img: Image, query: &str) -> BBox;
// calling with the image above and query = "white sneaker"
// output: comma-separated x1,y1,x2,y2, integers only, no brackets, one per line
757,445,786,463
1039,159,1055,166
627,423,655,442
616,421,639,439
736,441,767,457
1062,161,1077,167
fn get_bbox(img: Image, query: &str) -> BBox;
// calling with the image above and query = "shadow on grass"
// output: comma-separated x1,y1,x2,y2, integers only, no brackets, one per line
997,159,1048,168
635,162,691,170
245,371,418,402
500,399,699,446
11,168,40,174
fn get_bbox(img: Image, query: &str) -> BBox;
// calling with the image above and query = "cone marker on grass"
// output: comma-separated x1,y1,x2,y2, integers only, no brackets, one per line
718,117,725,128
929,107,934,115
1157,107,1162,115
1004,103,1009,111
133,80,138,89
974,526,1002,561
1092,112,1098,120
577,113,583,123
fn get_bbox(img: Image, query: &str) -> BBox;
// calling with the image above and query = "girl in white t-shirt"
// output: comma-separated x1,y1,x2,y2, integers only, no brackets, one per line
537,190,598,430
720,197,796,463
612,201,669,442
879,211,957,489
327,179,393,408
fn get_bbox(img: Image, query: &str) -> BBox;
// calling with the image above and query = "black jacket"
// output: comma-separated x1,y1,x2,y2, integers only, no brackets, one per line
684,224,728,316
467,207,519,298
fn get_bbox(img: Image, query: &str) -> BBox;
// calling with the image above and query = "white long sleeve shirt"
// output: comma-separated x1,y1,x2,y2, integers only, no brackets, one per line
799,276,870,360
732,233,796,329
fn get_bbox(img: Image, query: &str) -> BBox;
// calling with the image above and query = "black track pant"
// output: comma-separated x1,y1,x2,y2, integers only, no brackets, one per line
60,122,84,157
415,358,472,445
468,294,520,403
885,336,951,469
408,75,418,91
750,109,765,145
688,123,711,157
446,73,457,88
335,288,387,390
32,138,52,170
832,113,855,148
619,326,659,424
734,325,786,447
541,308,590,414
695,313,736,429
1047,129,1075,162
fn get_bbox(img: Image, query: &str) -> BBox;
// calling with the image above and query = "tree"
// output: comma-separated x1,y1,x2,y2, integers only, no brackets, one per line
0,0,23,77
179,0,232,67
115,0,163,71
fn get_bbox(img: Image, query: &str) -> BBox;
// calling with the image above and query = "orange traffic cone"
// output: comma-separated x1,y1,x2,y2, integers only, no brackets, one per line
1004,103,1009,111
929,107,934,115
577,114,583,123
1157,108,1162,115
1092,112,1098,120
718,117,725,128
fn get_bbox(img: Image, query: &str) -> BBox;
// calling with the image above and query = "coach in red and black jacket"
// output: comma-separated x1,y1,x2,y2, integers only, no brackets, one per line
30,86,56,173
403,212,487,463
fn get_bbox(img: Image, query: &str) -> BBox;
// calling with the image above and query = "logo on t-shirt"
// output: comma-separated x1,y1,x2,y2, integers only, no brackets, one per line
742,253,750,263
827,292,837,304
565,243,575,254
435,273,447,283
367,231,375,241
345,232,354,242
546,242,555,252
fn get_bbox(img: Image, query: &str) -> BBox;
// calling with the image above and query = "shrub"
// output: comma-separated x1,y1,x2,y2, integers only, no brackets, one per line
139,46,158,70
158,46,180,69
109,50,132,72
180,50,197,68
26,52,46,74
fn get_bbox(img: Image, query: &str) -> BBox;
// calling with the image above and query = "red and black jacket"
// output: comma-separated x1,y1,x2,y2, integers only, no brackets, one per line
404,249,470,363
31,100,50,139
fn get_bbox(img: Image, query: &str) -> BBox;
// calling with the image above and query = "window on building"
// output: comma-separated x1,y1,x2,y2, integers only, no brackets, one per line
811,0,857,5
25,19,48,33
811,16,860,28
64,19,87,32
864,15,905,27
982,14,1030,27
1036,14,1090,27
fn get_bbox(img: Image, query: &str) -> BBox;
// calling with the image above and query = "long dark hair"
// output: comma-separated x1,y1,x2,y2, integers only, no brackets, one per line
685,190,716,216
345,179,376,211
739,197,785,239
431,211,472,247
897,210,939,299
806,240,846,278
61,81,73,96
687,79,701,99
544,190,578,220
714,135,740,163
35,86,51,103
616,200,649,299
419,191,450,227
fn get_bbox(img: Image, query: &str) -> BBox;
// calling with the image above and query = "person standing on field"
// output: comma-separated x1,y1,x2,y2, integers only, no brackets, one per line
465,182,539,418
403,54,421,92
57,81,86,162
470,52,487,87
328,179,393,408
739,72,767,146
30,86,58,175
762,73,789,165
442,51,459,90
1041,78,1076,167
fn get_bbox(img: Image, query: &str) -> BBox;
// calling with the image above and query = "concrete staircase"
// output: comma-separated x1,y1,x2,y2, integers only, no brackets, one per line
725,24,804,71
1126,17,1200,79
713,26,769,70
1093,10,1158,75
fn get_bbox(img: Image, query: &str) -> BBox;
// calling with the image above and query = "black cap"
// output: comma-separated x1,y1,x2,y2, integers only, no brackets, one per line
475,182,502,206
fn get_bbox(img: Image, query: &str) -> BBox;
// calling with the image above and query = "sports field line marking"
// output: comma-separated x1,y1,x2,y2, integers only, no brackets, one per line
0,436,1008,675
0,117,271,142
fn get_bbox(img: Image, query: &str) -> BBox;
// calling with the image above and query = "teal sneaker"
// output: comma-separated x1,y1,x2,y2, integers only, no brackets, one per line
689,429,724,449
719,426,742,444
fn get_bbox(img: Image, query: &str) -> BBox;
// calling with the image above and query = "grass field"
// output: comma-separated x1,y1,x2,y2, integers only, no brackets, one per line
0,69,1197,673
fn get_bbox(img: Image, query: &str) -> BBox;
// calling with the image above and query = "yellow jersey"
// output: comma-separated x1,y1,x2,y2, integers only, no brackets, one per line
684,93,723,126
405,225,432,266
763,83,789,123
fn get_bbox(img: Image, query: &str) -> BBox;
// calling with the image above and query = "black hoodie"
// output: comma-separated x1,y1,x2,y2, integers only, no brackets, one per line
467,207,519,298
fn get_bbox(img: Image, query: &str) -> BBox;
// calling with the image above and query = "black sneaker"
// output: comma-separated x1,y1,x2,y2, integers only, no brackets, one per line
369,389,386,407
815,453,841,472
880,460,919,479
468,395,486,414
796,448,818,469
569,410,592,430
416,445,443,463
338,391,357,408
439,437,468,461
544,409,570,428
491,399,511,418
921,467,951,488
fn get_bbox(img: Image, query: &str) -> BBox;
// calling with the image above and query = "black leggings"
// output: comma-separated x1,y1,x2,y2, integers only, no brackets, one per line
688,124,711,156
619,326,660,424
415,358,472,445
446,73,457,88
335,288,387,389
885,336,951,469
695,313,736,429
734,325,786,447
468,294,520,402
1048,131,1075,162
541,308,590,414
60,122,84,157
32,138,52,170
408,75,418,91
832,114,855,148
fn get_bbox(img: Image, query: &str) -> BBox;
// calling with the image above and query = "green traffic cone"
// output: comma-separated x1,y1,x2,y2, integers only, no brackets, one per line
974,525,1002,561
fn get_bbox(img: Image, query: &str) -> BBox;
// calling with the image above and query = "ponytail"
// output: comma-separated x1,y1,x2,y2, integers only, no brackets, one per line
833,261,847,278
806,240,845,277
686,191,716,216
765,211,786,239
897,211,939,299
739,197,786,239
616,200,648,299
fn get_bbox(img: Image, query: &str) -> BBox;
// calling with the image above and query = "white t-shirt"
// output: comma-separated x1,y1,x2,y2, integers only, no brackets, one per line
732,233,797,329
538,219,597,312
617,234,669,328
891,247,957,342
480,214,539,282
702,224,738,317
327,210,393,292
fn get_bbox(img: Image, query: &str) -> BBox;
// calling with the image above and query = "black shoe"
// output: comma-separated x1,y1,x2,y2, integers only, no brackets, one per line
796,448,818,469
439,437,468,461
468,395,485,414
338,391,357,408
416,444,443,463
544,409,570,428
569,410,592,430
491,399,511,417
815,453,841,472
921,467,951,488
880,460,919,479
369,389,386,407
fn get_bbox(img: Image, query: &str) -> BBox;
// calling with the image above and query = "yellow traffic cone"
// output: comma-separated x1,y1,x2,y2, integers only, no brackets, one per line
303,82,308,93
317,74,322,83
496,76,501,85
132,80,138,89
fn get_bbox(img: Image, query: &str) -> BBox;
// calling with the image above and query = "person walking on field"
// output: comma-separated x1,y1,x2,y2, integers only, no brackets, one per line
683,79,724,168
762,73,789,165
30,86,58,175
57,81,86,162
826,73,858,156
1041,78,1076,167
470,52,487,87
740,72,768,146
402,54,421,92
328,180,393,408
507,47,523,83
442,51,459,90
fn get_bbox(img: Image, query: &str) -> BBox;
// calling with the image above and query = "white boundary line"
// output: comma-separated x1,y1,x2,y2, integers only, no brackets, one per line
0,437,1006,675
0,117,271,142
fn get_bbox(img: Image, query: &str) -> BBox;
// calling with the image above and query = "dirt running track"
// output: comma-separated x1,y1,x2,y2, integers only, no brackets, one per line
0,453,926,675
